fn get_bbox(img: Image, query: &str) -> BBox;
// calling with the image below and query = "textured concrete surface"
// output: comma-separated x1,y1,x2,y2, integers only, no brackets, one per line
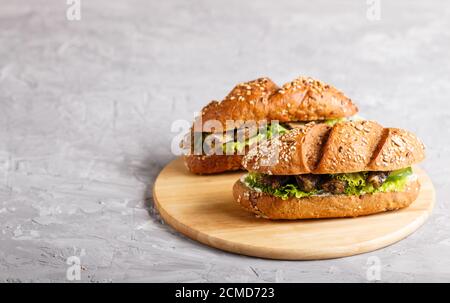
0,0,449,282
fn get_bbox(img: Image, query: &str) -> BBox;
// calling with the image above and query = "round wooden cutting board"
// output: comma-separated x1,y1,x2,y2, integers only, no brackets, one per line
153,157,435,260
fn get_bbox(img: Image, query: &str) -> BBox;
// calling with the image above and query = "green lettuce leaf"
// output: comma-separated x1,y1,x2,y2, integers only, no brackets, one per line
387,167,413,180
375,167,412,193
324,117,347,126
334,172,368,194
330,168,413,195
244,167,413,200
376,176,409,192
223,123,288,153
244,173,316,200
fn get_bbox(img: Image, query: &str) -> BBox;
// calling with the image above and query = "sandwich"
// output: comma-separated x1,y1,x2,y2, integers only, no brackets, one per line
233,120,425,219
182,76,358,174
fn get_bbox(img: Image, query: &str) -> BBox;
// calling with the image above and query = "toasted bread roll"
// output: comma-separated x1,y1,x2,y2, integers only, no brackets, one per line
243,120,425,175
193,76,358,133
368,128,426,171
269,77,358,121
241,123,332,175
233,178,420,219
315,120,384,173
193,77,279,132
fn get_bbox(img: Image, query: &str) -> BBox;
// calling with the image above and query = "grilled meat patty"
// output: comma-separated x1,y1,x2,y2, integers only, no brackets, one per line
367,171,390,188
259,175,293,189
295,174,321,192
321,179,347,194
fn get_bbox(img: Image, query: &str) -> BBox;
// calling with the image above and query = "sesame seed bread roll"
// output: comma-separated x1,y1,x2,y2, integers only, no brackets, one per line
193,76,358,133
233,178,421,219
314,120,384,173
269,77,358,122
193,77,279,133
242,123,332,175
243,120,425,175
368,128,426,171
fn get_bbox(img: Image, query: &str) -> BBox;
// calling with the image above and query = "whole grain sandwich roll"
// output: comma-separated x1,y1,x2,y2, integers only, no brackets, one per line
183,76,359,174
234,120,425,219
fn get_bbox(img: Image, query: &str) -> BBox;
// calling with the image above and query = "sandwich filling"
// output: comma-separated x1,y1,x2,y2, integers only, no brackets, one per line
243,167,415,200
186,123,288,155
185,118,349,155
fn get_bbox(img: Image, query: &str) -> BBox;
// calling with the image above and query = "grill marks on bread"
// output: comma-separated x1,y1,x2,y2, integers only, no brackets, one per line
194,78,279,132
242,123,324,175
368,128,425,171
194,76,358,132
304,123,332,171
269,77,358,121
315,120,384,173
243,120,425,174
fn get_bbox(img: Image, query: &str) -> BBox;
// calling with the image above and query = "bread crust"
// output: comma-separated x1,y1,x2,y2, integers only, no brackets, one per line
268,77,358,121
193,76,358,132
368,128,426,171
183,154,243,174
233,178,420,219
243,120,425,175
193,77,279,132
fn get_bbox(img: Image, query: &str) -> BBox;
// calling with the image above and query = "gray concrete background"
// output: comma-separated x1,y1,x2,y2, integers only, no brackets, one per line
0,0,449,282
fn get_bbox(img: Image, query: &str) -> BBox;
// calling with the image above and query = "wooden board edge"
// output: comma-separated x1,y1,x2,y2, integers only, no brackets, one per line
152,159,436,260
